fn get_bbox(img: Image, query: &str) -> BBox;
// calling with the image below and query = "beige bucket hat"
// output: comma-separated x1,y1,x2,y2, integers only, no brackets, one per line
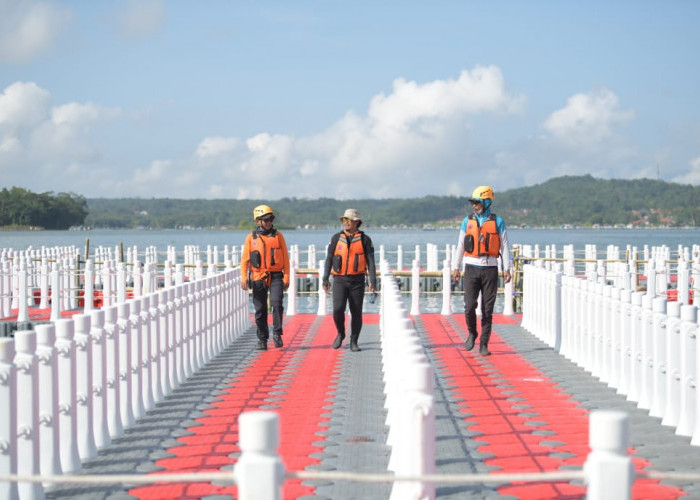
340,208,362,222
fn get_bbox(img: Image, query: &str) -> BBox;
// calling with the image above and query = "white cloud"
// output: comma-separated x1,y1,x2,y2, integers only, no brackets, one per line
196,136,240,159
115,0,166,38
0,81,121,189
133,159,171,184
0,81,51,128
0,0,72,63
139,66,523,199
10,67,699,200
672,156,700,185
543,88,634,146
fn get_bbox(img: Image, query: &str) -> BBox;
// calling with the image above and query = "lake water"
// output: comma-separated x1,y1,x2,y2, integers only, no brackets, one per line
2,227,698,314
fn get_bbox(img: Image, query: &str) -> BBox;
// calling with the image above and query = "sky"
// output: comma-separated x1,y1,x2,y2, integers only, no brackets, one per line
1,0,699,200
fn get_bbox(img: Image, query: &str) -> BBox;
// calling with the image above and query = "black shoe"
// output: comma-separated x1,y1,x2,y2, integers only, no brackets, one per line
273,334,283,348
465,334,476,351
350,341,361,352
256,340,267,351
479,344,491,356
332,333,345,349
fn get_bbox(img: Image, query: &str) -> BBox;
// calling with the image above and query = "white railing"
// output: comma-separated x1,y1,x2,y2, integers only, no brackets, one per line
521,244,700,446
379,259,436,499
0,265,248,499
2,242,519,324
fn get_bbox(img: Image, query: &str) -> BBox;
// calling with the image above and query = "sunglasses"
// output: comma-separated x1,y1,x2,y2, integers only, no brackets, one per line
260,215,275,222
341,217,355,223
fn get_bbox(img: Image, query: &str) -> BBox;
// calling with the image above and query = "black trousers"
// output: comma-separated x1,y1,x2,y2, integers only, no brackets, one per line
252,272,284,341
331,274,366,340
462,264,499,346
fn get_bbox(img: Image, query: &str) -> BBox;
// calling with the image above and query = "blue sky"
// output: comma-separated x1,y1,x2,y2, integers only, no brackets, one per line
1,0,699,200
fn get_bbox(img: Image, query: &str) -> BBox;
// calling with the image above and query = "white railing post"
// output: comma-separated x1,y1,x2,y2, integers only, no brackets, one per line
55,319,81,475
440,259,451,316
128,301,145,421
317,259,327,316
0,338,18,500
626,292,644,403
73,313,98,461
84,259,94,312
234,411,284,500
89,309,111,449
116,302,135,430
157,290,172,397
34,324,61,483
39,258,49,309
502,272,514,315
638,294,654,410
287,264,297,316
14,330,45,500
389,362,436,500
584,410,634,500
662,301,682,429
410,259,420,316
148,293,164,404
50,265,61,322
139,295,155,411
649,297,668,419
17,262,29,323
172,286,185,388
676,304,697,437
103,305,123,438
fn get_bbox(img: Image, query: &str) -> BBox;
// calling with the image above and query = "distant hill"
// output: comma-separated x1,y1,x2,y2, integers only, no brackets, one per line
84,175,700,229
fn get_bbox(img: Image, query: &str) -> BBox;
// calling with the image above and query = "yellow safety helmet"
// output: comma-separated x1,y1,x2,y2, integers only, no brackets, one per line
253,204,274,220
468,185,494,202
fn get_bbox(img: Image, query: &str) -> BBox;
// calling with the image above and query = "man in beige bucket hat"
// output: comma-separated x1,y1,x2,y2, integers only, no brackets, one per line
322,208,378,351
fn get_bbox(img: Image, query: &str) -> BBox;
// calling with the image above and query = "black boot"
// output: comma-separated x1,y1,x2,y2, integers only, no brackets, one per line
256,340,267,351
350,335,361,352
273,334,283,348
332,333,345,349
465,333,476,351
479,344,491,356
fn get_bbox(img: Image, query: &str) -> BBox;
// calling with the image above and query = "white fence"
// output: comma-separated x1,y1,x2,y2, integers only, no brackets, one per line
520,243,700,446
2,243,519,328
2,243,696,498
1,265,249,499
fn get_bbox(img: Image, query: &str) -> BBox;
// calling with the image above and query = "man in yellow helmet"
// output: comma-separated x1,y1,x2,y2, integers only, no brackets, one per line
241,204,290,350
451,186,512,356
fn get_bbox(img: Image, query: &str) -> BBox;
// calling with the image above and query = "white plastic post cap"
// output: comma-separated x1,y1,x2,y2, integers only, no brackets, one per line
239,411,279,453
589,410,629,454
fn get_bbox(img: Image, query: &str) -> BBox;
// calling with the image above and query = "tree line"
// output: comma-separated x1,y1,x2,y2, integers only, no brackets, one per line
85,176,700,229
0,187,88,230
3,176,700,230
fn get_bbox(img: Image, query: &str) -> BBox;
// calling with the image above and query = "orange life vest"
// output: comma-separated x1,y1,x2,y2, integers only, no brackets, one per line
248,230,286,277
331,232,367,276
464,214,501,258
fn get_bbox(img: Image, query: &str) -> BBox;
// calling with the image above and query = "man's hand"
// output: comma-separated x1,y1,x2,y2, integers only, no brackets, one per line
241,280,248,291
322,278,330,292
451,269,461,284
283,281,290,291
503,270,512,284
